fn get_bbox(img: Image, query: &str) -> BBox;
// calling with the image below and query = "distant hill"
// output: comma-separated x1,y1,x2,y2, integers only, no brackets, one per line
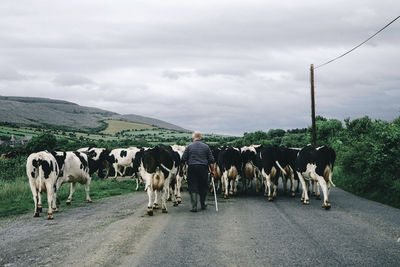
0,96,189,132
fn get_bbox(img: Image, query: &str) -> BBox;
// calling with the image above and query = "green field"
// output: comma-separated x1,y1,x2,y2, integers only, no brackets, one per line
100,120,154,135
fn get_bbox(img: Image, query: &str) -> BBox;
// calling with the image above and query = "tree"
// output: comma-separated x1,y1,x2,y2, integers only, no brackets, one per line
25,133,57,153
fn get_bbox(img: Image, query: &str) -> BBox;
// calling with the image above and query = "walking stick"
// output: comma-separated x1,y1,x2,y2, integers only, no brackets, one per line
211,177,218,212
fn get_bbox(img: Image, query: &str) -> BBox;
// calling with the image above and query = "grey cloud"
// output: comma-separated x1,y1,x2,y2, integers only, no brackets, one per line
0,67,27,81
0,0,399,135
53,74,94,87
163,70,193,80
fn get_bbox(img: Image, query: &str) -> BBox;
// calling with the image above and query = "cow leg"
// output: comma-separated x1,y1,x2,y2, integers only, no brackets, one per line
229,178,234,196
121,166,127,176
297,172,309,205
261,169,267,197
162,188,169,212
168,176,177,207
36,183,43,213
45,181,54,220
262,170,273,201
135,177,140,190
223,172,229,199
162,178,170,212
176,175,182,204
282,174,288,194
85,178,93,203
29,180,40,217
167,185,171,201
66,183,76,205
255,175,260,193
153,190,159,209
52,190,58,212
311,180,316,196
267,177,274,201
290,168,295,197
315,181,321,200
316,176,330,209
273,179,278,199
111,164,118,178
147,187,154,216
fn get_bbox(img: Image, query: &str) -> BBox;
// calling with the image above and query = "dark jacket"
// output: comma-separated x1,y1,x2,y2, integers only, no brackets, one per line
182,140,215,166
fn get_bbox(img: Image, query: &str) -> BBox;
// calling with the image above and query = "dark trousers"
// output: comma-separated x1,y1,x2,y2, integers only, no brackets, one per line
187,165,208,197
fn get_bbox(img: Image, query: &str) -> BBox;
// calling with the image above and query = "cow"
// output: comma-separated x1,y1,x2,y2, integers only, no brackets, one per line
26,151,59,219
171,145,186,203
209,146,222,193
131,147,151,191
108,147,141,179
256,145,281,201
218,146,241,198
295,145,336,209
52,151,105,206
276,147,301,197
77,147,111,178
133,145,179,216
240,146,259,193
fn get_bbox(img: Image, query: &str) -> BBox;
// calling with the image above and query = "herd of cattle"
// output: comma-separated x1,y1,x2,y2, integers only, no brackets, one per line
26,144,336,219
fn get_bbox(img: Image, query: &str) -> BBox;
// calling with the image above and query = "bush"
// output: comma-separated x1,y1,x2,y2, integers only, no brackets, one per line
0,156,26,181
336,119,400,208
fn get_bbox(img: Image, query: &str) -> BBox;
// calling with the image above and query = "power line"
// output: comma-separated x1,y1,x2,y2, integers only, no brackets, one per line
315,15,400,69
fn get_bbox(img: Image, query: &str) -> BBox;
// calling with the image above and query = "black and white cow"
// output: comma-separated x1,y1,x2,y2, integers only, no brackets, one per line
133,145,179,216
276,146,301,197
109,147,141,179
295,145,336,209
171,145,186,203
240,145,259,193
131,147,151,191
26,151,60,219
77,147,111,178
256,145,281,201
52,151,104,206
218,146,241,198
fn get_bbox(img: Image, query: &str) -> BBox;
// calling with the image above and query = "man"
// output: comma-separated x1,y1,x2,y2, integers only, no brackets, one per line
181,131,215,212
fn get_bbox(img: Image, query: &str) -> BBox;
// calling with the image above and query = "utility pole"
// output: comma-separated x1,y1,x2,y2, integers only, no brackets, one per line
310,64,316,146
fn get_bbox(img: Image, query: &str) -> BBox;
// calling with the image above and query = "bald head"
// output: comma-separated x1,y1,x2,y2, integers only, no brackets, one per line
192,131,202,141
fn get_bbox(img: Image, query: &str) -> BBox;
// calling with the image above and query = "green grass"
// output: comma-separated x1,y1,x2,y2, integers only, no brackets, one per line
0,176,143,218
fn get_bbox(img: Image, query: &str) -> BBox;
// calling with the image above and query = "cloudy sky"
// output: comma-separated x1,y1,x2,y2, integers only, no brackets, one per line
0,1,399,135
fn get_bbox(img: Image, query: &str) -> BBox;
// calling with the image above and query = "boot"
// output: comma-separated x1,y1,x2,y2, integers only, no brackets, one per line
190,193,198,212
200,194,207,210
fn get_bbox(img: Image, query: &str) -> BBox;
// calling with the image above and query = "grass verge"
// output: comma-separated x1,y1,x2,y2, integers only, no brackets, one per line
0,176,142,218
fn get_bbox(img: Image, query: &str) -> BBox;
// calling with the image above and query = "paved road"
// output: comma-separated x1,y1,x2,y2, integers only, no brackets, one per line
1,186,400,266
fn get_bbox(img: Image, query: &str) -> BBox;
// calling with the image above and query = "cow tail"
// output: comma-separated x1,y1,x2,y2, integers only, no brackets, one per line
275,161,287,176
38,160,44,194
329,176,336,187
160,163,172,173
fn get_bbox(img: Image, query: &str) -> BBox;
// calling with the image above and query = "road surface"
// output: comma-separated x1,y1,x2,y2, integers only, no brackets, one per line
1,186,400,266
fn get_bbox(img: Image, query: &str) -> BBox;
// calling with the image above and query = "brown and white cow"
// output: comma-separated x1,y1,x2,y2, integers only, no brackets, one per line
240,146,259,193
218,146,242,198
